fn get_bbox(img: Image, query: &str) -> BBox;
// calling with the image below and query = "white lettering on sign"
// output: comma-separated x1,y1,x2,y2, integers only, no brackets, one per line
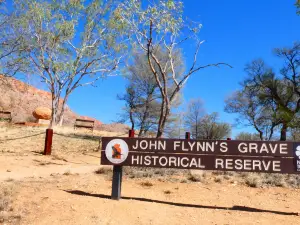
220,142,228,152
131,155,205,168
237,143,288,155
279,144,288,154
214,158,281,172
174,141,220,152
130,139,289,156
132,140,166,151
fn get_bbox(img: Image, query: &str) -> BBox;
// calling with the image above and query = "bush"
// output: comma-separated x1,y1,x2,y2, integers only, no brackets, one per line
123,167,187,179
0,183,21,224
94,167,112,175
187,173,202,182
140,181,153,187
245,174,262,188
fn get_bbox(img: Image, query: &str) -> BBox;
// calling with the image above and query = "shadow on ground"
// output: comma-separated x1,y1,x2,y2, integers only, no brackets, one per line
64,190,299,216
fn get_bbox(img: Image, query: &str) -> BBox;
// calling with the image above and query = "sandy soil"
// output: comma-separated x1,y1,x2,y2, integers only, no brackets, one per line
9,173,300,225
1,126,300,225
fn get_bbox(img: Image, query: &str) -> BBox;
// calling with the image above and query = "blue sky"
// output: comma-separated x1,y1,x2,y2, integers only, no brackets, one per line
63,0,300,137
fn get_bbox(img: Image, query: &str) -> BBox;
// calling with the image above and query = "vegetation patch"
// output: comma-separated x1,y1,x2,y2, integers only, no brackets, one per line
0,183,21,224
140,181,154,187
94,167,112,175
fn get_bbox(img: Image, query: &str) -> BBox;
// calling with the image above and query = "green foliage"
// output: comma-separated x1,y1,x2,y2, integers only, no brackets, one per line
190,112,231,140
117,0,230,138
0,0,127,126
235,132,261,141
227,42,300,141
117,0,186,36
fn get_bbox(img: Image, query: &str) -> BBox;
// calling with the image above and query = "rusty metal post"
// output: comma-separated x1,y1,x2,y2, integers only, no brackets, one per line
111,129,135,200
227,138,232,140
44,129,53,155
185,132,191,140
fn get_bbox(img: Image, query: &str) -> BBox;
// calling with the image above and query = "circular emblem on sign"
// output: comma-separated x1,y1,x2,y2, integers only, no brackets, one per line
105,139,129,164
296,146,300,159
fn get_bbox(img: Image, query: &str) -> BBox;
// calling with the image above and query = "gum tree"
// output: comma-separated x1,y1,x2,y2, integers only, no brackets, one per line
0,0,27,79
185,98,205,139
8,0,125,127
118,49,183,136
226,43,300,141
116,0,231,137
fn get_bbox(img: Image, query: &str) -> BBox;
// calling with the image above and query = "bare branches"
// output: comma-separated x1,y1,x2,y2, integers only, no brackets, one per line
117,0,231,137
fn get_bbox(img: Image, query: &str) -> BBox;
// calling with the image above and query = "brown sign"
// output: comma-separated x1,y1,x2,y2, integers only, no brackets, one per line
101,137,300,174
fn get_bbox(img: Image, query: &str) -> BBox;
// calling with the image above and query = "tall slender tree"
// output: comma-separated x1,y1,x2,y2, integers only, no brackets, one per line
185,98,205,139
116,0,231,138
3,0,126,127
118,49,182,136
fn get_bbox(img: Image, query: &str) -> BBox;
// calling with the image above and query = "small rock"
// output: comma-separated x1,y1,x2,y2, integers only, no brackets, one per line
7,169,11,172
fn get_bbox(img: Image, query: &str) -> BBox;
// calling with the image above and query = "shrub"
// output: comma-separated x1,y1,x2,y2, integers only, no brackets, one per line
94,167,112,175
140,181,153,187
187,172,202,182
163,190,172,194
0,183,21,224
245,174,262,188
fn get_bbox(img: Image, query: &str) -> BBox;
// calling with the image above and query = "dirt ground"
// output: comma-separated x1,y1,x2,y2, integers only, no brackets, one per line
1,125,300,225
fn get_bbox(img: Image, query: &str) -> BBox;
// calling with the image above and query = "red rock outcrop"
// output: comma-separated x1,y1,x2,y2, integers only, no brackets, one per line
0,75,129,132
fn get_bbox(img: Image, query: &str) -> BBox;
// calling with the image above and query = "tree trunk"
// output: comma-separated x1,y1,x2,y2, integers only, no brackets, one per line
156,104,171,138
259,131,263,141
49,91,57,129
59,114,64,126
129,109,135,131
156,129,163,138
57,94,69,127
138,94,153,137
280,123,288,141
156,97,166,138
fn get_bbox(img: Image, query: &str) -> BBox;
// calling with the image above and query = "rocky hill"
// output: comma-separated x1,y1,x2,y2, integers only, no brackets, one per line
0,76,128,132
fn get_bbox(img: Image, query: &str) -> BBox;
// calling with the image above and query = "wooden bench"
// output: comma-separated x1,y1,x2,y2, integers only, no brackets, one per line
0,111,12,123
74,118,95,131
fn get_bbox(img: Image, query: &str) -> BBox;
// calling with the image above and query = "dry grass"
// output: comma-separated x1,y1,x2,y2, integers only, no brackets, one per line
0,125,126,155
94,167,112,175
187,171,204,182
2,125,300,189
0,183,21,224
207,171,300,188
63,170,72,176
163,190,172,194
123,167,188,179
139,181,154,187
94,165,300,188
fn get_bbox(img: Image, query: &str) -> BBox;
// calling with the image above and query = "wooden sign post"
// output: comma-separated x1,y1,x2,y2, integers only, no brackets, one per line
102,136,300,200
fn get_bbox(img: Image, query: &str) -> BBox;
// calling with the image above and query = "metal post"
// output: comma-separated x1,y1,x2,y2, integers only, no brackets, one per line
185,132,190,140
227,138,231,140
111,129,135,200
44,129,53,155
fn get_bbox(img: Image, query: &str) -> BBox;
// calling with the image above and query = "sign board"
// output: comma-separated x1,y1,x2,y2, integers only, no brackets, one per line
101,137,300,174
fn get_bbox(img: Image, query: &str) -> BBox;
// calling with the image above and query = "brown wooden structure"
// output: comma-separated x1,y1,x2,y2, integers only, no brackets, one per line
101,137,300,174
102,133,300,200
74,118,95,131
0,111,12,123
